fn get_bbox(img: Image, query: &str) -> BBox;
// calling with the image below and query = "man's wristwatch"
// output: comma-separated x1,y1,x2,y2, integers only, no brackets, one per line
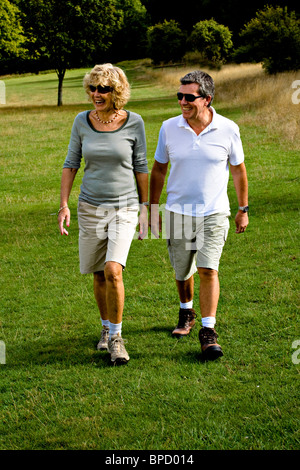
238,205,249,213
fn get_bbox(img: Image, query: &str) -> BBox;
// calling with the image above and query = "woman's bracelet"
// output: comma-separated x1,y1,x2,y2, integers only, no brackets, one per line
58,205,69,214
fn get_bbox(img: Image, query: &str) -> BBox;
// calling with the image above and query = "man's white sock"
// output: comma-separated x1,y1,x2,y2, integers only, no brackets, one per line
180,300,193,309
201,316,216,328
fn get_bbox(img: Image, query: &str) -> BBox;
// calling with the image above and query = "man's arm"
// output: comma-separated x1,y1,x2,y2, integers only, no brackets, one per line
230,162,249,234
149,160,169,238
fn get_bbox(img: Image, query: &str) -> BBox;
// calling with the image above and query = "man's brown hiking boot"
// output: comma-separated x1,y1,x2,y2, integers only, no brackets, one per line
199,327,223,361
172,308,197,337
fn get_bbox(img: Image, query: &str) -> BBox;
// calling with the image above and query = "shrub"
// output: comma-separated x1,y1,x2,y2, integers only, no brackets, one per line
147,20,186,65
188,19,233,66
234,6,300,74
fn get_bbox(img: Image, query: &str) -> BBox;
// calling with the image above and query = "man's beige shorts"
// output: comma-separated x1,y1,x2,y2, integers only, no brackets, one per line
166,210,230,281
78,201,138,273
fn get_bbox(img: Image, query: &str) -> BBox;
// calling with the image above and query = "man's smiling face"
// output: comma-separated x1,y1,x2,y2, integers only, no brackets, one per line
178,83,210,121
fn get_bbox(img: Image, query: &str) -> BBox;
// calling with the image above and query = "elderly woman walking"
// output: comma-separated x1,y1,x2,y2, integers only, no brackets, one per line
58,64,148,365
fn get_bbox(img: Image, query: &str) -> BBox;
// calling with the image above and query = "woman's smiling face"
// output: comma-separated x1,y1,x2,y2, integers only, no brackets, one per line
89,84,114,113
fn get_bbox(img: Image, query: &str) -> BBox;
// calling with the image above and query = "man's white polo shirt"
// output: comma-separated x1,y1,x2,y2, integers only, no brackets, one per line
154,107,245,217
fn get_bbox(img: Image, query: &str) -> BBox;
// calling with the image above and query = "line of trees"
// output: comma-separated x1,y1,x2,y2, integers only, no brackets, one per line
0,0,299,105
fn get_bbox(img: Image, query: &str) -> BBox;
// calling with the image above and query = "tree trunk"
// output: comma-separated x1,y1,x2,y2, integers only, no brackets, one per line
57,69,66,106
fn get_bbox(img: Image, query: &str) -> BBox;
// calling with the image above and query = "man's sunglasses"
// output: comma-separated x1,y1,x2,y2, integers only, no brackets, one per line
89,85,112,93
177,92,204,102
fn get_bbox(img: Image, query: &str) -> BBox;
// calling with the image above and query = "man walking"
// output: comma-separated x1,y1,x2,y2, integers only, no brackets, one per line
150,70,249,361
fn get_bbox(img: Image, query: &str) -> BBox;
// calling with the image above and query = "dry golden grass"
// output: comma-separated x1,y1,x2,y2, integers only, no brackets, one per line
2,62,299,147
143,63,300,148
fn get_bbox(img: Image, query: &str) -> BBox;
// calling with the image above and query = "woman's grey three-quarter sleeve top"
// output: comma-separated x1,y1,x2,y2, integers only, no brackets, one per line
63,110,148,207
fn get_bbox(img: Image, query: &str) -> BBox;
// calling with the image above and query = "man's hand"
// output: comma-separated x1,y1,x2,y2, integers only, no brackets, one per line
149,205,162,239
235,211,248,233
138,205,148,240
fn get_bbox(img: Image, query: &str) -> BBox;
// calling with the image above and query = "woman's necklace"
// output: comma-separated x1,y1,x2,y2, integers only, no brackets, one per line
94,111,119,124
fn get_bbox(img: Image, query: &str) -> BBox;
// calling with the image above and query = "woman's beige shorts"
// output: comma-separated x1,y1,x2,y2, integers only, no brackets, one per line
166,210,230,281
78,201,139,273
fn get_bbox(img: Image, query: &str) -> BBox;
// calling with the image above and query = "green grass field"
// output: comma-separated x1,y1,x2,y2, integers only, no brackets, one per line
0,63,299,450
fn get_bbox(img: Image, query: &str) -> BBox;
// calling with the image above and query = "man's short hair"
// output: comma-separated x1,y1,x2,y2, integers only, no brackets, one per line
180,71,215,107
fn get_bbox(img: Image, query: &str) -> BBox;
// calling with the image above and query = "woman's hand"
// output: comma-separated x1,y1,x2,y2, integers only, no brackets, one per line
58,207,70,236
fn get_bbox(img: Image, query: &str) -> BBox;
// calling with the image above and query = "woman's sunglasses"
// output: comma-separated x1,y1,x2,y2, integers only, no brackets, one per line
89,85,112,93
177,92,204,102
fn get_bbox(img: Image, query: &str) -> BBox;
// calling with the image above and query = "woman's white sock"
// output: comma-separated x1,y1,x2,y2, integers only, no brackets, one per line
109,321,122,339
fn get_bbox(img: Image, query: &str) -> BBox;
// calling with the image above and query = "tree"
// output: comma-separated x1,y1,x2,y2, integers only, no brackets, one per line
0,0,26,62
235,6,300,74
19,0,122,105
188,19,233,65
109,0,150,61
147,19,186,65
142,0,299,44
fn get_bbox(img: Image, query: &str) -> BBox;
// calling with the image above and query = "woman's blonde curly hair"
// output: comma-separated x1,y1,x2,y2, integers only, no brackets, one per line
83,63,131,110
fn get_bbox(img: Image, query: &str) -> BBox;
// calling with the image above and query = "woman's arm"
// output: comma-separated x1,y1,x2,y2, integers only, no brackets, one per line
58,168,78,235
134,171,149,240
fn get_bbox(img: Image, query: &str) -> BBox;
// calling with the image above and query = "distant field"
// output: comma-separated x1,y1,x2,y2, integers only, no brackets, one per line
143,62,300,147
0,61,299,450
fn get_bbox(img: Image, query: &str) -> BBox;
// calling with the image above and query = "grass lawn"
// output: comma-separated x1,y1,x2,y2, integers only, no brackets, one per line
0,63,299,451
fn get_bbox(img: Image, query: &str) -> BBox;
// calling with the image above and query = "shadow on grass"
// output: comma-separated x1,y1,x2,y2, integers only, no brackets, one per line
129,325,206,365
6,326,209,368
6,335,109,369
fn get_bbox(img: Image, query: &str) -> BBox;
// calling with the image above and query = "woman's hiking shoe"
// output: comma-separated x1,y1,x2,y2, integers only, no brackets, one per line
108,334,130,365
172,308,197,337
199,327,223,361
97,326,109,351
